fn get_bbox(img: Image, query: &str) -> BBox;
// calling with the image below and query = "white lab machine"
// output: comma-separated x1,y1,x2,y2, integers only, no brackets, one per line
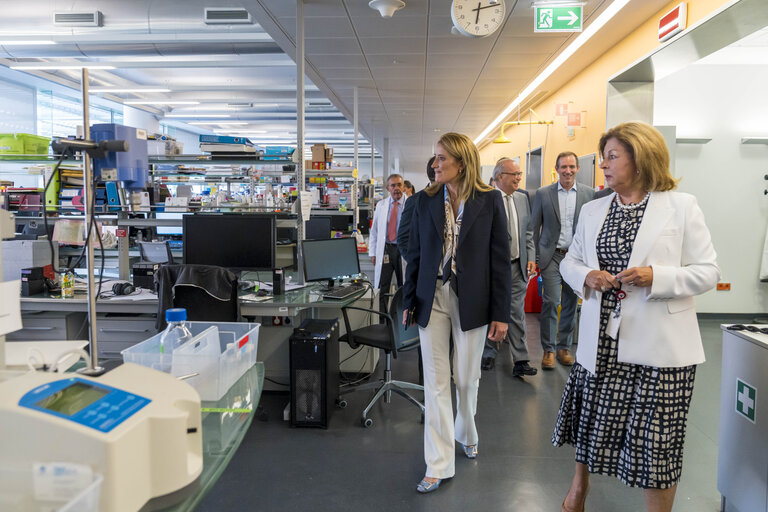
0,362,203,512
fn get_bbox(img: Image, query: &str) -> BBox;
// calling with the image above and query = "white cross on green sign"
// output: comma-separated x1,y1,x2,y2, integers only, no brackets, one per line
736,379,756,423
534,5,583,33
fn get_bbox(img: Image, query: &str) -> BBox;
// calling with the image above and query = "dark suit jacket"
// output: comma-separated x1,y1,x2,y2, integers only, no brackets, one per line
397,189,421,255
593,187,614,199
403,186,512,331
529,182,594,268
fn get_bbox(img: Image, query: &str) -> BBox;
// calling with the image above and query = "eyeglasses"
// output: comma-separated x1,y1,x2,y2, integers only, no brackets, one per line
727,324,768,334
499,172,523,177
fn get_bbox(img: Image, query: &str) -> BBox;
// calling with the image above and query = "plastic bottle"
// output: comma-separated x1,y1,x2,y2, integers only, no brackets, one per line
160,308,193,354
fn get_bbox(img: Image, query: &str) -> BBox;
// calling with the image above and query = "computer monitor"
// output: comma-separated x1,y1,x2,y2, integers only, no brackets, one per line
306,216,332,240
139,241,174,264
301,237,360,288
155,212,185,236
183,214,275,271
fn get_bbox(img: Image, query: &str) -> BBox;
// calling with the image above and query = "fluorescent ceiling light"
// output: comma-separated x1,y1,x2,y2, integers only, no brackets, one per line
90,87,171,93
213,129,267,134
475,0,630,145
124,100,200,105
187,121,248,126
0,40,57,45
165,114,230,118
10,64,116,70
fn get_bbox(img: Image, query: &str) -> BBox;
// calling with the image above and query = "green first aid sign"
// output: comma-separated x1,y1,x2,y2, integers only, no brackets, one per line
735,379,756,423
534,5,583,32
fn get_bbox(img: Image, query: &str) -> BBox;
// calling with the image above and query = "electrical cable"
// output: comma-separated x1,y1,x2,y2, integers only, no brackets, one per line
50,348,91,373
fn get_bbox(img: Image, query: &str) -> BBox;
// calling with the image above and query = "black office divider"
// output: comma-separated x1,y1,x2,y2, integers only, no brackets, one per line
289,319,340,428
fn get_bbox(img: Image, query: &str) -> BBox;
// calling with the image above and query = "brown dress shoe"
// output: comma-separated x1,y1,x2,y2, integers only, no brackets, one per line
557,349,575,366
541,351,555,370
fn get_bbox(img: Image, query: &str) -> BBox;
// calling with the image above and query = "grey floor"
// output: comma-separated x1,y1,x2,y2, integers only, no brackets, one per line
198,316,732,512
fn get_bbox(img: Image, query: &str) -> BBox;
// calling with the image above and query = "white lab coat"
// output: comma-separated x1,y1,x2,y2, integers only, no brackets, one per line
368,196,405,289
560,191,720,374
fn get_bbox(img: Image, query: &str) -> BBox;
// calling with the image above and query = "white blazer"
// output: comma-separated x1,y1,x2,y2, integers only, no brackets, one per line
369,196,404,289
560,191,720,374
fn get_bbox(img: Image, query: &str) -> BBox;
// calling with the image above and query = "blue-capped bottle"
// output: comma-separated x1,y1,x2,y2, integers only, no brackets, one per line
160,308,193,354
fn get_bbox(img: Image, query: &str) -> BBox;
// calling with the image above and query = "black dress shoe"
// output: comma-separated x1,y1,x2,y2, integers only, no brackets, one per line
481,357,495,371
513,361,538,377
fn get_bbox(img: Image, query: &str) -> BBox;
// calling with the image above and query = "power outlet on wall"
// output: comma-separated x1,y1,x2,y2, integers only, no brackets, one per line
268,316,293,326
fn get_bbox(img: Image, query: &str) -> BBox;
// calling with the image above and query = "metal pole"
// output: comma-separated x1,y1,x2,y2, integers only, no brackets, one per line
296,0,306,284
79,67,104,375
353,86,359,230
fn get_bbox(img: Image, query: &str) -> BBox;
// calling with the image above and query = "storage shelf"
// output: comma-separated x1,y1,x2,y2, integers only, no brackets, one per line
149,155,294,166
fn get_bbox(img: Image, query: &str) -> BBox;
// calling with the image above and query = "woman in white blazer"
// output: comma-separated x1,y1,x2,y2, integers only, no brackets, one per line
553,122,719,512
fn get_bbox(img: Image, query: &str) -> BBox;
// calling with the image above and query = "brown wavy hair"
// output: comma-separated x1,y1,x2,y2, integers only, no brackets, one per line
599,122,678,191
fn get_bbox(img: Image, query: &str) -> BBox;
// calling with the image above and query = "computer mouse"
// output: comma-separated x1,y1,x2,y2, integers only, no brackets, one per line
256,289,270,297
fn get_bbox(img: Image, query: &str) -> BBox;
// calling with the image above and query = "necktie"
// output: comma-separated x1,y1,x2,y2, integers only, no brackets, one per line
506,195,518,260
387,200,398,243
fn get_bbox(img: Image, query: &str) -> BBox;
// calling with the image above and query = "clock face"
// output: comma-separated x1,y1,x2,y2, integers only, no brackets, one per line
451,0,505,38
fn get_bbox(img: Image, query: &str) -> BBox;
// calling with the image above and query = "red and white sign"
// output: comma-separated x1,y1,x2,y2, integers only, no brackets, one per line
555,103,568,116
659,2,687,42
567,112,582,127
115,228,127,238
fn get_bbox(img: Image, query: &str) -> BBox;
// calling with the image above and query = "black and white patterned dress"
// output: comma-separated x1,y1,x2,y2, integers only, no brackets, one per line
552,198,696,489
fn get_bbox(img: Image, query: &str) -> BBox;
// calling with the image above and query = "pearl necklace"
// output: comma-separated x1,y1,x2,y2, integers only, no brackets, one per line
615,191,650,212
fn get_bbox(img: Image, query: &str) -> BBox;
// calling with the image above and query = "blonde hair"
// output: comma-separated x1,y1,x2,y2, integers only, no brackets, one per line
426,132,493,201
599,122,678,191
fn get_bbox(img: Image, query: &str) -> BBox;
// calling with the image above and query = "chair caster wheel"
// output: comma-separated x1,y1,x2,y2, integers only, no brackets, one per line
362,417,373,428
336,399,348,409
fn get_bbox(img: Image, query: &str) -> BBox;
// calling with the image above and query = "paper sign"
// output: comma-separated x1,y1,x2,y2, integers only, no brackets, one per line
555,104,568,116
299,191,313,219
0,280,22,336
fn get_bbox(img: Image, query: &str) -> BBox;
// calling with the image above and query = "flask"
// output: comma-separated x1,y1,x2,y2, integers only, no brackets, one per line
160,308,193,354
61,271,74,299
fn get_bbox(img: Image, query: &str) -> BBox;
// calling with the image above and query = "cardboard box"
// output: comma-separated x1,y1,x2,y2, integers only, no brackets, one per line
2,239,58,281
325,148,333,161
311,144,327,162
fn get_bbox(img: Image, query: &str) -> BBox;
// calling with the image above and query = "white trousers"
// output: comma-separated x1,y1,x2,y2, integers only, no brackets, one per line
418,280,487,479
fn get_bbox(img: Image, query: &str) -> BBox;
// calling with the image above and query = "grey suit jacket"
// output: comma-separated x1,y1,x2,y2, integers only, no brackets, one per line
508,190,535,277
529,182,594,268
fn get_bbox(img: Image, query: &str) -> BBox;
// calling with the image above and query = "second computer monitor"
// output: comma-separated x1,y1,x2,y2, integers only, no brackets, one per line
302,237,360,287
306,216,332,240
183,214,275,271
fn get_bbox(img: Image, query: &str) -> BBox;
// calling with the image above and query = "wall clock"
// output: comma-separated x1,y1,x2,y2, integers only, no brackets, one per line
451,0,505,38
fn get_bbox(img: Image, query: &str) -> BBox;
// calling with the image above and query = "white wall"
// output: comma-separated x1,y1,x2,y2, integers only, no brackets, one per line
654,64,768,314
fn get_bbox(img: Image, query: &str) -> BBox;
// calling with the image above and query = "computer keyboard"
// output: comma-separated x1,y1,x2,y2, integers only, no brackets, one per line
322,283,365,300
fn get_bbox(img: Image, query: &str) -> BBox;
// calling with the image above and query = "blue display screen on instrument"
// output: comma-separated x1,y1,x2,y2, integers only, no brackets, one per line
19,377,151,433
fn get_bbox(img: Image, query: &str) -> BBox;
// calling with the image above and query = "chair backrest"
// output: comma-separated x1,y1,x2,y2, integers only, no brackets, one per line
389,287,420,352
155,264,239,329
139,241,174,264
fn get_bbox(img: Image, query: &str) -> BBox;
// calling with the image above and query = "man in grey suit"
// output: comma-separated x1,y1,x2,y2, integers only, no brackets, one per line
529,151,595,370
481,158,538,377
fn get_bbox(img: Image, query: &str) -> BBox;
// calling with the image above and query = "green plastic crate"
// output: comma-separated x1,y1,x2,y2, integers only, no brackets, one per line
0,133,51,157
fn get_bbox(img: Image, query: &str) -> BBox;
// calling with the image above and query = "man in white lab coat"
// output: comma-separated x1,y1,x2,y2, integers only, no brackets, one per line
369,174,406,314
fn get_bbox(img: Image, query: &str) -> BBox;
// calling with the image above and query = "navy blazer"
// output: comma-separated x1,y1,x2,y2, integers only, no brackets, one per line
403,185,512,331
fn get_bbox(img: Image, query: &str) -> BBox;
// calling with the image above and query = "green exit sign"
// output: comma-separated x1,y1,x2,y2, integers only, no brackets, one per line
534,5,583,32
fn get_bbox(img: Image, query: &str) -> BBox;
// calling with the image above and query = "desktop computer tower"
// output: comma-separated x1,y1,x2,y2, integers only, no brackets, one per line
289,318,340,428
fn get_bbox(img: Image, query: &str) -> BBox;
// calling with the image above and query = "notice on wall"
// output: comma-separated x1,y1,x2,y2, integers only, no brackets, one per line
0,280,22,336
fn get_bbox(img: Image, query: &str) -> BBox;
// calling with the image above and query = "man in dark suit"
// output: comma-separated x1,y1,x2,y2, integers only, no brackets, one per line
529,151,594,369
397,156,435,253
593,186,614,199
481,158,537,377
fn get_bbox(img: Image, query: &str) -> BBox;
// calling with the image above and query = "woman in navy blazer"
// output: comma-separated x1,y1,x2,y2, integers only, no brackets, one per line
402,132,512,493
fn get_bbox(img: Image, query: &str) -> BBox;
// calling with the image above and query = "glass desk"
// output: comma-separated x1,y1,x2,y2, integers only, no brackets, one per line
158,363,264,511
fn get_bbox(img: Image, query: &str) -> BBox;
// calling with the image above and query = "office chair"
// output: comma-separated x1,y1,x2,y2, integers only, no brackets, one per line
338,286,424,428
154,264,239,330
139,241,174,264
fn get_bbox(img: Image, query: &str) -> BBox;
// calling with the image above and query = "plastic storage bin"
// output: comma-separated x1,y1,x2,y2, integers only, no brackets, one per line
0,133,51,157
0,467,102,512
121,321,259,401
